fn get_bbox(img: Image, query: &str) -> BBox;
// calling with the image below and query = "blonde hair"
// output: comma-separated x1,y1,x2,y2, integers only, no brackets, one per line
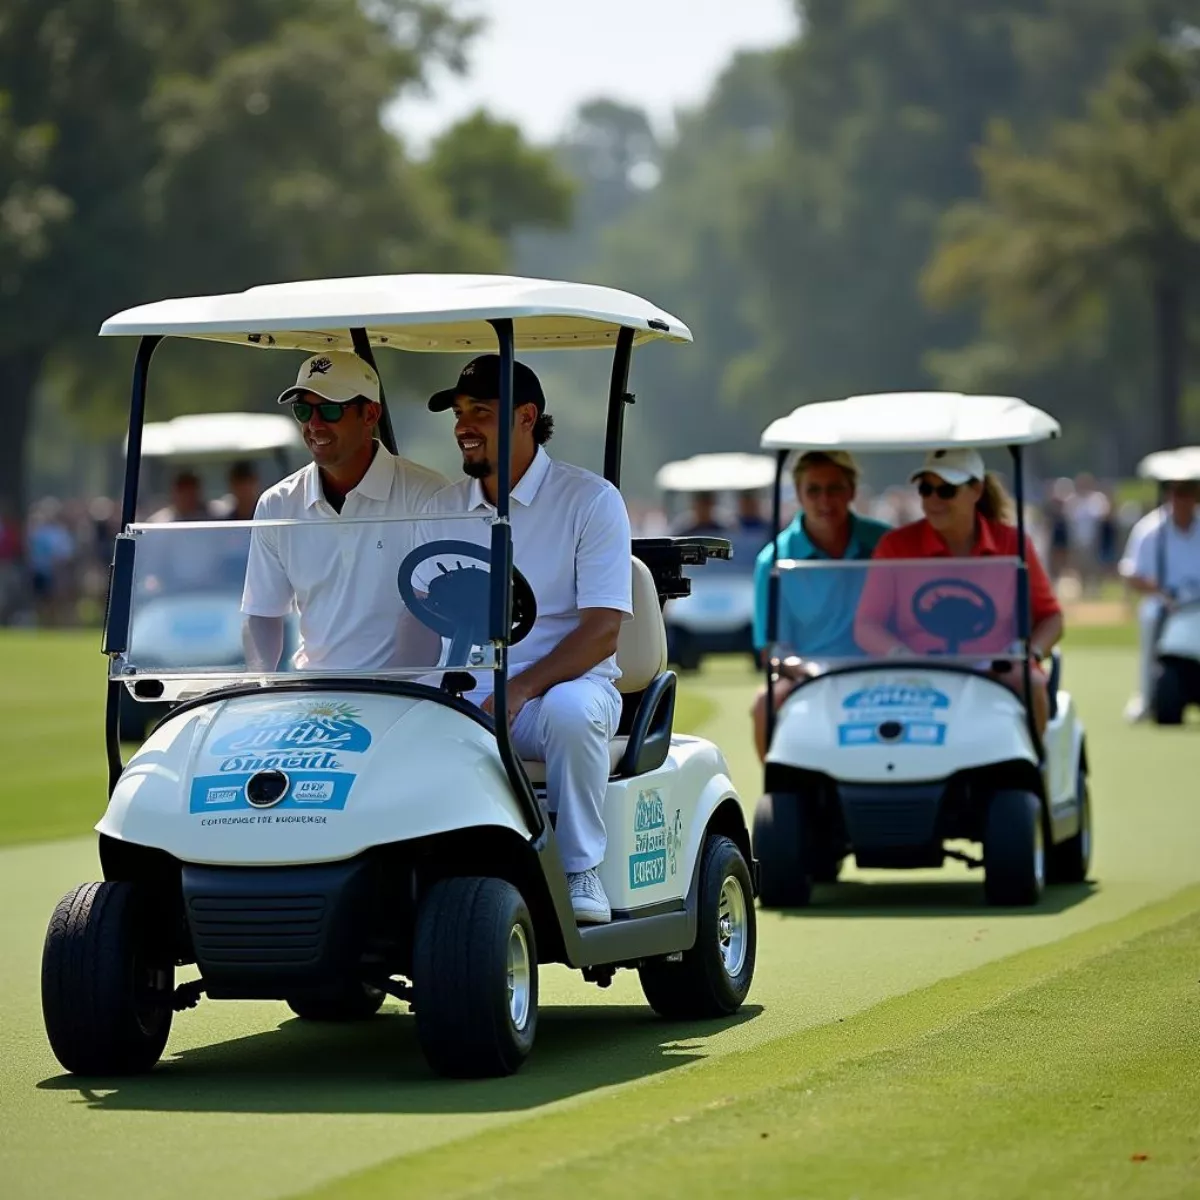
793,450,859,490
976,472,1014,523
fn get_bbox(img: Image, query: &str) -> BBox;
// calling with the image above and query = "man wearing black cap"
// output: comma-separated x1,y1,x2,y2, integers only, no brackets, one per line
423,354,633,924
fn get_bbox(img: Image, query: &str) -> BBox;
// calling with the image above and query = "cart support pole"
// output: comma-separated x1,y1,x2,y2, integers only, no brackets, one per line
603,327,635,487
764,450,787,748
487,319,544,841
350,327,397,455
1009,444,1044,762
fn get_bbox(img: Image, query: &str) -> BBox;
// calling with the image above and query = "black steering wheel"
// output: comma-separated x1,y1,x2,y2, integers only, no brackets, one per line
397,540,536,666
911,578,996,655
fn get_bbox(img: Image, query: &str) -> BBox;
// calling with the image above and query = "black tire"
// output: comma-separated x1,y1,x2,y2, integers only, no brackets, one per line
413,877,537,1078
1153,662,1186,726
752,792,813,907
983,790,1046,907
811,853,844,885
639,834,757,1019
41,882,174,1075
286,981,385,1022
1047,770,1092,885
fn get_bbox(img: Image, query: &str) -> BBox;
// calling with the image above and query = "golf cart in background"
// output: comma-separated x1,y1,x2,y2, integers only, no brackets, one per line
42,274,757,1081
1136,445,1200,725
655,452,776,670
118,412,305,741
753,392,1091,908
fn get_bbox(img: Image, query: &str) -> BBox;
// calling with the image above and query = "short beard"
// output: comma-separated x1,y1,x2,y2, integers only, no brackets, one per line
462,457,491,479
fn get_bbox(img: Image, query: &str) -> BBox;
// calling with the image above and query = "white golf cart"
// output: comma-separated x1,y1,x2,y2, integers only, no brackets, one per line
655,452,776,670
119,412,305,740
1136,445,1200,724
752,392,1091,907
41,275,757,1080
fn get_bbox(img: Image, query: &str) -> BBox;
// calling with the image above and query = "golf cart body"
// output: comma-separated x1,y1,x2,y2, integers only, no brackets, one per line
1136,446,1200,723
754,392,1090,907
43,275,757,1081
120,412,305,740
655,452,776,670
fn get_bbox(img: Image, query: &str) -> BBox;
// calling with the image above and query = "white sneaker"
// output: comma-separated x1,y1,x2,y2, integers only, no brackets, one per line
567,868,611,925
1124,694,1148,723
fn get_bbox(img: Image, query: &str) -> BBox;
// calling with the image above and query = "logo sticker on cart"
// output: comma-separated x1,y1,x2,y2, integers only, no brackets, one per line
630,790,680,889
191,702,371,815
838,679,950,746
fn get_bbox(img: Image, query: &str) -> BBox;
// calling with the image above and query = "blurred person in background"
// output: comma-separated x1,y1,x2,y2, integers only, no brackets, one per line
1044,479,1072,586
1066,471,1111,597
0,501,25,623
672,490,734,538
737,490,770,535
750,450,890,760
148,468,215,523
1118,478,1200,722
26,498,76,626
218,460,262,521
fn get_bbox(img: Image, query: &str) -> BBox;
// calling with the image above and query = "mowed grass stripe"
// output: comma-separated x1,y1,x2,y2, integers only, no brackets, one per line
296,885,1200,1200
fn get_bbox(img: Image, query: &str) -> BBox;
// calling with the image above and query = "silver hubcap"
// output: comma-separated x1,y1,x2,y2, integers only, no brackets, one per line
506,923,531,1031
717,876,748,977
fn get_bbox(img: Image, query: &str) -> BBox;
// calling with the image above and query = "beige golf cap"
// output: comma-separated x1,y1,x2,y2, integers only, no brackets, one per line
276,352,381,406
910,447,985,485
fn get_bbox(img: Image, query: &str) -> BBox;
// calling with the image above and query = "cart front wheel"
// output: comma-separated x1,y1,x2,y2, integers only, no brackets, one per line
413,876,538,1078
41,881,174,1075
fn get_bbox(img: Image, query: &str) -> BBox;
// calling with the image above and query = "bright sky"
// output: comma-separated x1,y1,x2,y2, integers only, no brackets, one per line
388,0,797,149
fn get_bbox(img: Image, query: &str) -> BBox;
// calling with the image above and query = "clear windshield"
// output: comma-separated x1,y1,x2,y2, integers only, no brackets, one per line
768,556,1028,666
111,512,500,698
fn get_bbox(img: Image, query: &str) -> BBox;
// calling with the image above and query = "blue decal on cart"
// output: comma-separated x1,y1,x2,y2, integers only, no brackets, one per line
189,771,356,815
838,680,951,746
630,789,667,889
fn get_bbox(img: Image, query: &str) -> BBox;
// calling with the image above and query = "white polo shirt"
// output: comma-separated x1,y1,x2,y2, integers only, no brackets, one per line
242,445,447,670
1120,507,1200,598
418,448,632,690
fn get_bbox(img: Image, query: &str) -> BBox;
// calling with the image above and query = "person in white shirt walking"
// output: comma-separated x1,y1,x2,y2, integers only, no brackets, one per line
1118,478,1200,720
242,351,447,672
422,354,633,925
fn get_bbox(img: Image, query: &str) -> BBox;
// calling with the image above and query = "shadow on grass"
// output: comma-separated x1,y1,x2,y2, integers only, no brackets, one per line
36,1002,762,1115
777,879,1098,919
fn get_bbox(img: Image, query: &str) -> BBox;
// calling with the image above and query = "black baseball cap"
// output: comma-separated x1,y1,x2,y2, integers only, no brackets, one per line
428,354,546,414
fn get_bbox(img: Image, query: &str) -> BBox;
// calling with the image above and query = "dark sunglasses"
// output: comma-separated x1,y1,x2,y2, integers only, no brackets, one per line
917,480,961,500
291,399,361,423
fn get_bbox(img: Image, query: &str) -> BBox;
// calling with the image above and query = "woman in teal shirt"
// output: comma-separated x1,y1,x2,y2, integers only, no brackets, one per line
751,450,890,759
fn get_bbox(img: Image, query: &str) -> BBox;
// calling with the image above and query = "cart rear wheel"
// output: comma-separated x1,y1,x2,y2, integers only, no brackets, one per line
640,834,756,1019
41,882,174,1075
983,790,1045,907
1153,662,1186,725
753,792,813,907
413,877,537,1078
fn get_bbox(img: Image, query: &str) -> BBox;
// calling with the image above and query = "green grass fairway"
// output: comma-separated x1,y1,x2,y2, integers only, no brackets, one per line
1,630,1199,1200
306,891,1200,1200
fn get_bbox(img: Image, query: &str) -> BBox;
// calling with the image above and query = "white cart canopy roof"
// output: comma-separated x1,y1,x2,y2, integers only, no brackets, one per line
136,413,303,459
760,392,1061,452
99,274,692,354
655,452,777,493
1137,445,1200,482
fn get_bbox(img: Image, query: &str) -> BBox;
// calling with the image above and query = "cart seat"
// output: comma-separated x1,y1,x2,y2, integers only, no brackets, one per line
522,557,676,782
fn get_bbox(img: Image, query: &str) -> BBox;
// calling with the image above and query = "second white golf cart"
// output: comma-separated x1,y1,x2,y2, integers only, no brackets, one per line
753,392,1091,907
119,411,304,740
41,274,757,1081
655,452,776,670
1135,445,1200,724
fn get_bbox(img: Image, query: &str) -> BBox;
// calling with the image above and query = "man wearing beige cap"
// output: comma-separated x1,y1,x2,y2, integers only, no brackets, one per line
241,351,447,672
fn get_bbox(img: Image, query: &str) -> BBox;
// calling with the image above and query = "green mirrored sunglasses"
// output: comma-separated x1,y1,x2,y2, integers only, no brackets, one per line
291,399,361,423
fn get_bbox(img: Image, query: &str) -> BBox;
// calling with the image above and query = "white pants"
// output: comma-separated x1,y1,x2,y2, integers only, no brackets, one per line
472,676,622,873
1137,596,1165,703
